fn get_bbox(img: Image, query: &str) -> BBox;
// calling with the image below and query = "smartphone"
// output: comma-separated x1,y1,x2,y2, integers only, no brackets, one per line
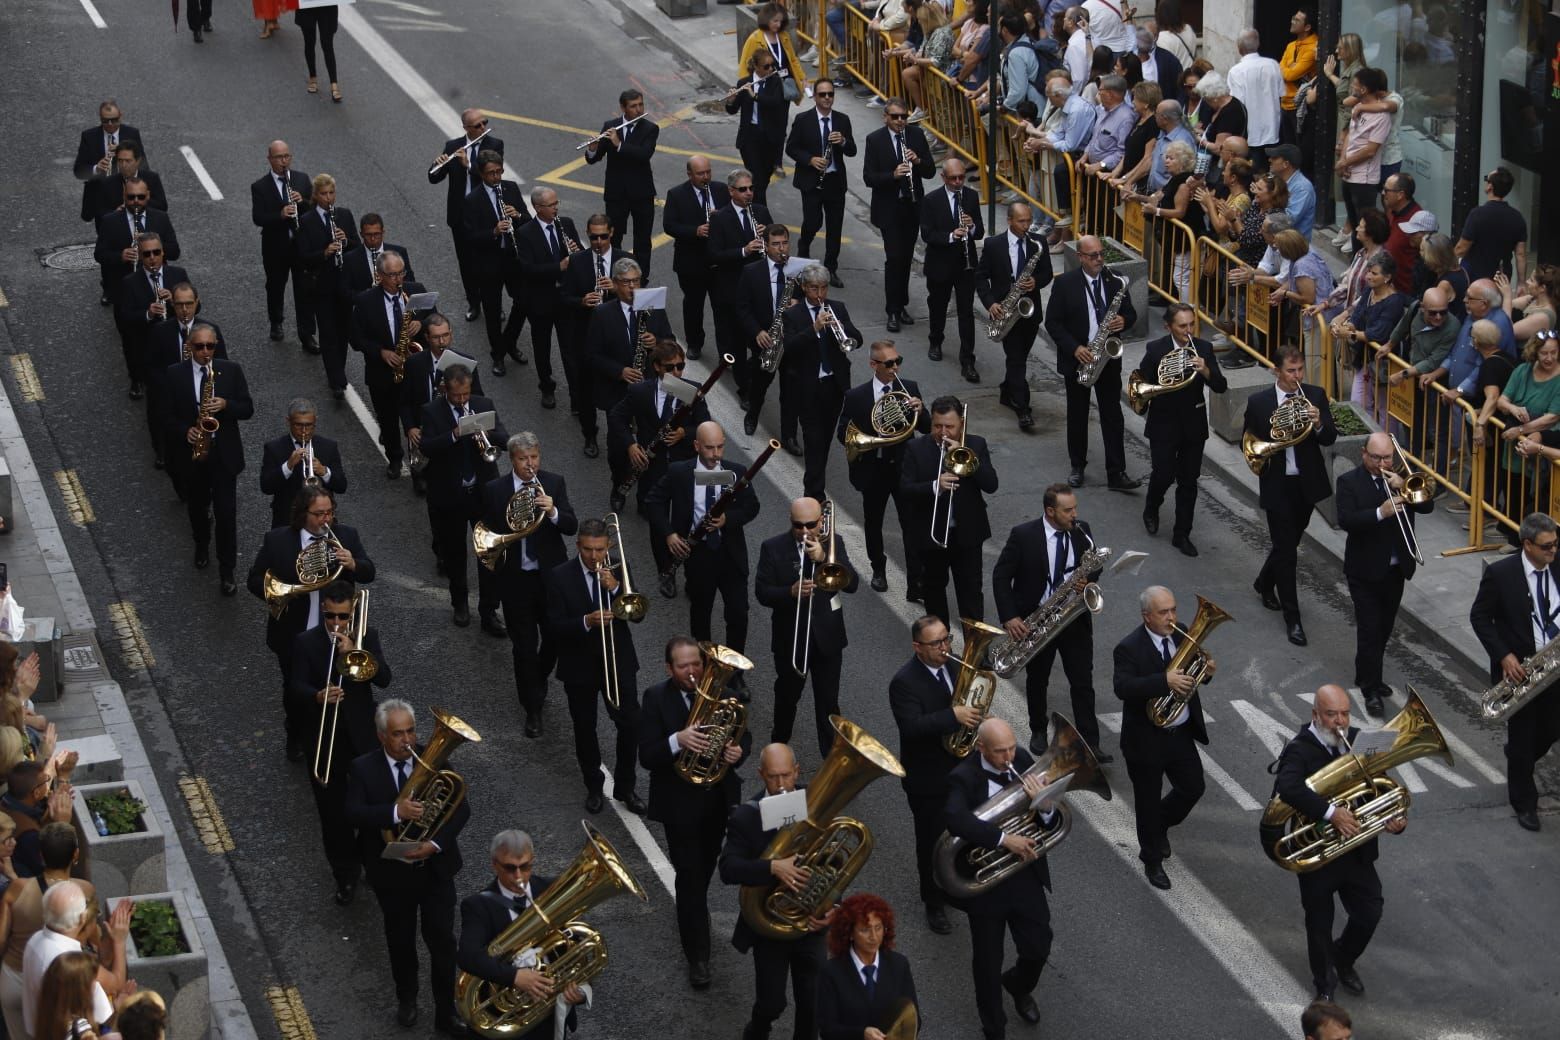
1194,150,1214,178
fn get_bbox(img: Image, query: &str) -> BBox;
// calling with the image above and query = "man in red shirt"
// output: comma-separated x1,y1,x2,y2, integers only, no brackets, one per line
1381,172,1428,292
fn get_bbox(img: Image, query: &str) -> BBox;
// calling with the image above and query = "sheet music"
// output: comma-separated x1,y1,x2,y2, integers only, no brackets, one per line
694,468,736,488
435,350,478,374
456,410,497,436
758,789,808,831
633,286,668,311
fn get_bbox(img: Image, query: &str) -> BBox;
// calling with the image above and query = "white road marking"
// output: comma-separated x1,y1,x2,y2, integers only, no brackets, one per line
77,0,106,28
600,767,677,896
1436,726,1505,784
1229,698,1296,760
373,18,466,31
344,385,389,462
178,146,224,201
364,0,443,14
1198,746,1264,811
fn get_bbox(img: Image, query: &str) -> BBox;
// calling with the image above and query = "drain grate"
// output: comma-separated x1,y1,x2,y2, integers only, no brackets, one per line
62,633,110,682
39,245,98,272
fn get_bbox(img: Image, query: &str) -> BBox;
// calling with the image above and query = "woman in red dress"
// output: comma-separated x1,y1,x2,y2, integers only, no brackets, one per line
253,0,298,39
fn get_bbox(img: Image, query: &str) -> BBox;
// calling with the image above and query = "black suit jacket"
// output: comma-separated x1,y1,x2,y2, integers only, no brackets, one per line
560,248,632,336
1242,383,1338,508
341,243,414,297
83,169,167,223
260,433,349,528
785,108,856,195
1337,463,1432,582
1044,267,1138,381
719,791,808,953
1137,335,1228,438
398,350,484,433
664,180,733,276
645,459,761,572
898,433,998,550
736,255,800,344
246,522,376,653
1273,725,1379,866
780,300,858,392
74,125,145,180
607,377,709,478
889,657,962,798
95,209,180,292
343,743,471,881
479,470,578,577
862,125,933,227
919,186,984,281
585,300,674,404
162,359,253,476
456,874,577,1032
146,317,228,373
975,231,1054,320
726,77,790,153
638,677,750,826
462,179,531,259
1470,554,1545,680
992,518,1099,622
944,750,1051,913
817,949,917,1040
116,264,191,330
294,206,361,296
515,218,582,318
350,287,425,382
430,133,505,228
419,396,508,508
584,117,659,201
708,204,773,281
288,624,392,766
250,168,312,254
754,531,858,659
543,557,640,688
1112,624,1210,758
835,378,930,489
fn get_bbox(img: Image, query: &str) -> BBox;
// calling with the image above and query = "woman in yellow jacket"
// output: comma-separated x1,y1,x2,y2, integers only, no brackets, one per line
738,2,807,105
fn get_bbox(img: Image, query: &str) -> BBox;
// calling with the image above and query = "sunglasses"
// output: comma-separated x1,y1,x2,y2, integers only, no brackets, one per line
660,362,687,372
815,92,835,98
126,194,150,201
1421,307,1447,317
139,249,163,257
791,519,820,529
732,185,755,193
1531,539,1559,551
588,233,612,240
322,611,353,620
495,860,533,873
886,113,909,120
101,117,121,126
872,357,903,367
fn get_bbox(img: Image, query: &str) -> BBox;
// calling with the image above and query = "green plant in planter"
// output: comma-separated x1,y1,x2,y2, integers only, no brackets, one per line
1100,240,1137,265
85,790,148,836
1330,401,1371,437
129,901,190,958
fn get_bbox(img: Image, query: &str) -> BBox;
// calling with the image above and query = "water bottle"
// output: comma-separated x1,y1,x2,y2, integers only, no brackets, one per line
92,811,110,837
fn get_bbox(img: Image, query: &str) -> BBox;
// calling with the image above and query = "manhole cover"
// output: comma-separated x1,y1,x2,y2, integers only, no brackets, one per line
40,245,97,272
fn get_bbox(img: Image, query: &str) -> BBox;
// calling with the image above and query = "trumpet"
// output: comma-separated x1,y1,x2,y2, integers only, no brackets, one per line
793,497,853,677
576,112,649,151
300,438,322,492
820,305,859,352
312,589,378,786
428,127,491,175
598,514,649,709
462,403,502,464
1385,435,1430,567
930,404,977,549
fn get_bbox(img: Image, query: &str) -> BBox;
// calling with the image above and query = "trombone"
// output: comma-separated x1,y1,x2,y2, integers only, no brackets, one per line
312,589,378,786
598,514,650,709
1387,435,1430,567
930,404,978,549
792,497,853,677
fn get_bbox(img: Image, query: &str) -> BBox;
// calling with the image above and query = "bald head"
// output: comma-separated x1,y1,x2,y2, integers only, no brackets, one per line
976,717,1014,746
686,154,713,188
757,743,800,795
1312,685,1352,738
790,496,822,527
1421,286,1448,310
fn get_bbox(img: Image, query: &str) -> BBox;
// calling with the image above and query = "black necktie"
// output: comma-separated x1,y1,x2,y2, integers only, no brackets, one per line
821,117,832,165
1015,239,1026,280
392,295,403,339
704,482,722,550
395,760,408,791
1374,475,1388,499
199,365,211,402
587,570,600,606
1090,276,1105,317
278,175,288,201
998,769,1017,785
939,668,953,694
660,388,674,421
698,188,709,213
547,224,560,259
894,133,905,163
135,212,145,235
490,186,502,222
862,964,876,1000
740,208,753,239
1051,531,1068,591
775,264,786,310
511,894,529,914
1538,571,1558,640
1161,637,1174,664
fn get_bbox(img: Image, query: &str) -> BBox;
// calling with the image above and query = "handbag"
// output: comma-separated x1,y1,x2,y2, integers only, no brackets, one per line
782,76,801,102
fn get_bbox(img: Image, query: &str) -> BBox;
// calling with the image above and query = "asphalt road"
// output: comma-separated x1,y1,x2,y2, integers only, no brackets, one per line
1,1,1556,1038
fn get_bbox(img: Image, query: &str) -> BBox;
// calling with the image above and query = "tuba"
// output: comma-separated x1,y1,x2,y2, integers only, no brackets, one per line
384,708,482,845
1146,595,1232,728
473,481,547,571
674,643,753,786
1242,392,1317,475
933,714,1111,898
1480,629,1560,721
454,821,648,1038
738,716,905,940
942,619,1004,758
843,379,918,463
1128,339,1201,415
1259,687,1451,873
262,524,345,619
986,536,1111,677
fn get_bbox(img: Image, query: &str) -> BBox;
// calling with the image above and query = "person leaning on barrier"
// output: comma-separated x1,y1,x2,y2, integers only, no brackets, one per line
1379,286,1461,460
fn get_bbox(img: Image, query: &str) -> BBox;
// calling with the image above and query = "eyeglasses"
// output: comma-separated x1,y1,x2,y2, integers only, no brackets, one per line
495,859,534,874
588,233,612,240
886,113,909,120
1364,452,1395,462
1078,250,1104,259
1531,539,1559,552
815,91,835,98
126,194,150,201
791,519,820,529
101,117,121,126
139,249,163,257
321,611,353,620
464,119,488,130
871,356,902,367
661,362,687,372
732,185,755,193
1421,307,1447,317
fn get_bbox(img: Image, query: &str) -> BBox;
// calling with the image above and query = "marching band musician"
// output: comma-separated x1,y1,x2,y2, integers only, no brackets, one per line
343,699,471,1036
514,187,580,410
108,221,184,401
288,579,391,907
400,313,483,498
259,398,348,529
457,830,585,1039
645,422,759,674
145,281,226,481
976,203,1054,432
919,158,984,382
718,743,835,1040
74,100,146,200
250,140,314,347
1245,345,1337,648
861,98,933,332
782,264,861,499
462,151,531,377
543,518,648,818
96,173,179,319
165,325,251,597
429,109,504,324
420,365,509,634
1469,512,1560,833
342,212,415,297
481,432,577,739
899,397,998,626
945,718,1051,1040
294,173,361,396
560,214,631,459
816,893,919,1040
992,484,1112,762
836,341,928,597
349,251,420,467
607,340,709,527
737,225,799,445
83,140,166,223
1272,685,1403,1002
754,497,859,758
588,259,674,510
725,58,788,209
246,487,374,762
1303,1001,1355,1040
584,89,660,279
1139,304,1227,557
1112,586,1211,891
888,615,972,935
708,169,774,411
663,156,731,360
638,637,751,989
786,76,856,287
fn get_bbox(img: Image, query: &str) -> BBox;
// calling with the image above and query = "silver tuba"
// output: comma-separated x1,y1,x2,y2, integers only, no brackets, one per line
1077,273,1127,387
986,536,1111,677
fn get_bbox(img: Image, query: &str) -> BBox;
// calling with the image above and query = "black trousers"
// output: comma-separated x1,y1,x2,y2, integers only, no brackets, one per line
1124,726,1205,866
184,461,238,573
527,311,559,395
967,905,1050,1040
685,548,749,654
1146,429,1208,537
310,775,361,887
853,462,920,586
676,268,714,352
608,197,656,279
795,378,844,500
1297,853,1383,992
185,0,212,29
878,204,918,315
1064,356,1126,473
999,319,1040,409
428,488,498,614
563,678,640,797
365,373,405,466
746,349,797,440
743,934,824,1040
664,809,727,963
739,141,781,210
712,277,746,394
276,653,302,740
449,229,481,309
927,270,977,365
905,789,947,907
1347,569,1406,695
263,245,313,333
771,648,843,759
1505,690,1560,813
797,187,845,272
559,321,597,438
369,867,458,1020
499,570,554,714
1024,621,1099,750
310,284,351,392
297,8,340,82
1256,478,1314,624
918,538,984,628
477,262,526,362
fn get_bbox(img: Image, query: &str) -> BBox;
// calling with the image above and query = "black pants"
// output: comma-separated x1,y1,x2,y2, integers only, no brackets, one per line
526,311,559,395
450,229,481,309
477,265,526,363
746,351,796,439
927,270,977,365
1124,727,1205,866
1064,356,1126,473
428,489,498,614
365,373,405,466
878,204,918,316
1024,622,1099,750
559,321,597,438
1347,569,1406,695
563,678,640,797
1505,691,1560,813
685,548,749,654
262,244,314,335
854,463,920,586
310,775,361,887
184,461,238,573
664,810,726,963
608,197,656,279
1341,181,1379,250
499,570,554,714
743,934,824,1040
739,142,781,210
906,789,947,907
795,378,844,500
1146,429,1208,537
369,867,458,1020
771,649,843,759
676,269,714,352
297,8,340,82
276,652,302,741
1256,478,1314,624
797,188,844,272
310,285,351,392
918,539,984,629
1297,853,1383,993
712,277,745,393
968,907,1050,1040
999,319,1040,409
185,0,212,29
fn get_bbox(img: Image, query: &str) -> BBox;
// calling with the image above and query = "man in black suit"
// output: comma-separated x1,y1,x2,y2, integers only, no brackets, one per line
862,99,933,330
343,699,471,1035
919,158,985,381
786,78,856,283
341,212,415,297
584,89,659,278
889,615,976,934
250,140,315,346
1470,512,1560,832
1043,234,1139,490
76,101,146,265
665,155,734,359
1113,586,1211,891
429,110,503,321
993,484,1112,761
587,259,673,483
736,225,799,443
544,518,648,816
145,282,225,478
899,397,998,626
259,399,349,530
463,152,531,376
782,265,860,499
1272,685,1403,1001
560,214,630,456
350,252,421,470
82,141,166,223
294,174,361,395
640,636,751,988
1338,433,1433,718
1138,302,1228,555
514,187,581,408
164,326,252,595
646,422,760,665
836,342,929,596
288,579,391,906
246,487,375,760
708,171,773,407
420,366,507,632
481,432,577,736
609,341,710,528
401,314,482,497
112,229,187,399
945,717,1051,1039
754,497,860,758
719,743,834,1040
1244,345,1338,646
725,58,789,209
976,203,1054,429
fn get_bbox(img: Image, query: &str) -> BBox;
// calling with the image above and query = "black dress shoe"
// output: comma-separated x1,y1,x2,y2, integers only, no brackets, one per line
616,791,648,816
658,569,677,599
1145,863,1171,890
524,712,542,738
492,359,506,376
1314,989,1335,1003
153,455,165,471
904,584,923,604
743,412,758,436
452,606,471,628
1106,470,1141,491
100,295,112,306
386,460,402,479
828,272,844,288
1254,581,1281,611
192,27,203,42
925,903,952,935
397,1001,419,1028
1017,409,1035,430
194,547,210,570
1364,691,1385,718
301,334,321,354
1516,808,1541,831
465,304,481,321
1010,990,1041,1026
685,346,703,361
898,309,915,325
1171,533,1199,558
782,436,804,457
1143,511,1159,535
585,791,605,814
688,960,712,990
610,491,626,513
507,346,529,365
1094,751,1114,764
332,388,346,401
927,344,943,361
870,570,888,592
128,382,144,400
1068,467,1085,488
481,614,508,638
1287,623,1308,647
886,313,901,332
435,1017,470,1038
1334,962,1364,996
269,323,284,342
286,737,306,762
541,391,556,410
220,575,238,596
583,438,599,459
960,364,980,383
334,881,356,906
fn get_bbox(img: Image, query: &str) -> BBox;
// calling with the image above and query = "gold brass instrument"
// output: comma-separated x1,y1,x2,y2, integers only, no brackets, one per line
1128,337,1202,415
190,365,220,463
384,707,482,845
1259,687,1450,873
1077,274,1127,387
674,642,753,786
820,305,859,352
1387,435,1430,567
843,377,917,463
930,404,977,549
942,619,1004,757
391,292,415,384
985,229,1047,341
883,999,919,1040
598,513,649,710
454,820,648,1038
1146,595,1232,728
1242,391,1317,475
312,589,378,785
261,524,346,619
760,274,802,374
986,534,1110,677
933,713,1111,897
473,481,547,571
793,498,853,678
1481,629,1560,720
739,716,905,940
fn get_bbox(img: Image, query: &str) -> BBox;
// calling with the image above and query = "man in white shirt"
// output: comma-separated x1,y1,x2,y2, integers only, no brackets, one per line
1062,5,1093,92
22,881,121,1037
1082,0,1135,56
1226,28,1285,157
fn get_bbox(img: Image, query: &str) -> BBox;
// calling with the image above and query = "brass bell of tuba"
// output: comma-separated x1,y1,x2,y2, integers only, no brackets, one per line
384,708,483,846
941,619,1004,758
674,642,753,786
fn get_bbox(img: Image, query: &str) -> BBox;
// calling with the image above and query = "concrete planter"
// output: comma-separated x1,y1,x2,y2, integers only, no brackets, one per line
112,891,210,1040
1058,237,1150,343
71,779,166,898
657,0,707,16
1208,363,1279,445
1317,401,1382,528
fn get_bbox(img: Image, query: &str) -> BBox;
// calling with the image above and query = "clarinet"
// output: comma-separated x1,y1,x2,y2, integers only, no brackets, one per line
327,206,344,269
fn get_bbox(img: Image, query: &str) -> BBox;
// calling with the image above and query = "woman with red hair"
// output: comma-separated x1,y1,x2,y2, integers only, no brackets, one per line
817,892,919,1040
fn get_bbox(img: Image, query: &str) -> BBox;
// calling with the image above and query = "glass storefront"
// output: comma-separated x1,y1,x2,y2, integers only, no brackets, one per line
1479,0,1547,245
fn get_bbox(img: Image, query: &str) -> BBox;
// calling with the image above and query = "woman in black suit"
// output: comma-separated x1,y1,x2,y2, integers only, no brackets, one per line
817,893,918,1040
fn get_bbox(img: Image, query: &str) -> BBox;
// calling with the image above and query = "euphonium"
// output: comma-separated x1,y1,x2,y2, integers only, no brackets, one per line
1480,629,1560,721
262,524,345,619
674,642,753,786
1146,595,1232,728
933,713,1111,898
942,619,1004,758
738,716,904,940
1128,340,1201,415
473,482,547,571
384,708,482,845
454,821,648,1038
1259,688,1451,873
986,540,1111,677
1242,392,1317,475
843,381,916,463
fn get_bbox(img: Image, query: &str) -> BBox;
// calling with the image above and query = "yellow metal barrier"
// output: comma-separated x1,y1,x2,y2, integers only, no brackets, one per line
917,67,988,195
990,117,1071,223
838,3,903,98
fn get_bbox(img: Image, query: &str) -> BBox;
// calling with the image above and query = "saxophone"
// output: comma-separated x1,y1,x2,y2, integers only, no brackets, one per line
190,366,220,462
985,231,1046,341
1077,273,1128,387
1480,629,1560,721
391,292,415,384
986,541,1112,677
761,275,803,373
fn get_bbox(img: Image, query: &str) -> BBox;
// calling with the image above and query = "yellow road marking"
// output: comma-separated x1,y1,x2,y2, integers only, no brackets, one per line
54,470,94,526
0,284,9,308
106,602,154,670
11,356,42,402
266,985,318,1040
178,774,236,853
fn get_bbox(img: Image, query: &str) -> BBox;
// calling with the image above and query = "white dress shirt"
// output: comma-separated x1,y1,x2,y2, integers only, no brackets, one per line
1042,517,1073,594
1279,390,1303,476
280,441,332,486
817,112,837,173
1523,555,1559,650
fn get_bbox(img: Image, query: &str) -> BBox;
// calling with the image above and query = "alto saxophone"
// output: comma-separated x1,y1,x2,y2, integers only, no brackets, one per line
1077,273,1128,387
190,366,220,462
761,274,802,373
986,229,1048,341
391,292,415,384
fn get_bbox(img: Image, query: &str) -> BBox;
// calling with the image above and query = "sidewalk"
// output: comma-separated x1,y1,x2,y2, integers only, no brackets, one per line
599,0,1494,681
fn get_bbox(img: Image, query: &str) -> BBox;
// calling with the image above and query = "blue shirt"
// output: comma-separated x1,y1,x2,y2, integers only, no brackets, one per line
1447,309,1518,395
1284,170,1316,240
1149,124,1195,192
1084,99,1138,167
1002,38,1045,110
1050,93,1098,155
